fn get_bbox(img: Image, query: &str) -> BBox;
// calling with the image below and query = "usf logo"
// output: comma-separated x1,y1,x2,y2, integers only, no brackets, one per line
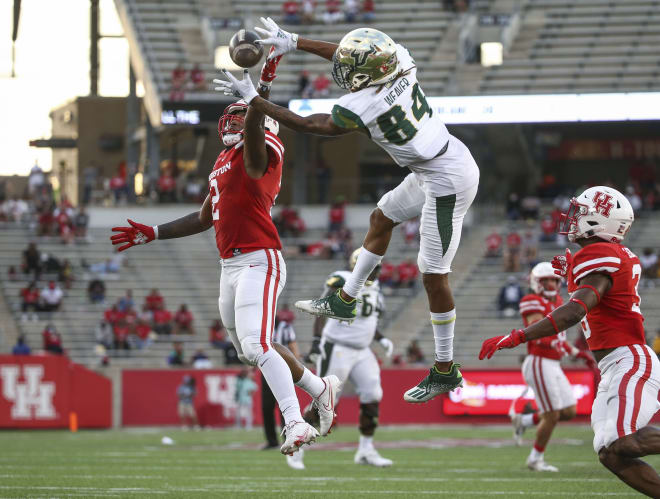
0,365,56,419
350,47,375,67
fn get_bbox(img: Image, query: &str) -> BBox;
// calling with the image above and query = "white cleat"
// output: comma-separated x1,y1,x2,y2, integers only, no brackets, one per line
280,421,319,456
286,448,305,470
526,457,558,472
354,448,393,467
510,413,525,446
313,375,341,436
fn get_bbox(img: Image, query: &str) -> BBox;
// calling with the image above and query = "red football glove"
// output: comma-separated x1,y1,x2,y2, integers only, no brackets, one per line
551,248,572,279
110,219,156,252
259,47,283,86
479,329,526,360
576,350,597,369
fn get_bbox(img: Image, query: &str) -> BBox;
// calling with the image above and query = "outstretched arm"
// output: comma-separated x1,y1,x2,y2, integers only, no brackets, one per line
254,17,338,61
297,38,338,61
251,98,354,136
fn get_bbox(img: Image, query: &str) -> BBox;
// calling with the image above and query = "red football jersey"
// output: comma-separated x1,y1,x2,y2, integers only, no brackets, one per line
567,242,645,351
209,131,283,259
520,293,565,360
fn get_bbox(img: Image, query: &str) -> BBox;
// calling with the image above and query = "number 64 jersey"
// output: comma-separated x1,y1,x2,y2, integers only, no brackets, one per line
567,242,645,351
322,270,384,349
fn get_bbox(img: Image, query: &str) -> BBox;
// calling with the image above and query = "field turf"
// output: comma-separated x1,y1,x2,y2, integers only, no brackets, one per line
1,425,657,498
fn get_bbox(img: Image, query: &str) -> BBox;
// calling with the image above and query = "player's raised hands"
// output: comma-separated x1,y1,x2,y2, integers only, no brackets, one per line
259,47,283,88
551,248,572,279
213,69,258,104
110,219,156,252
479,329,526,360
254,17,298,59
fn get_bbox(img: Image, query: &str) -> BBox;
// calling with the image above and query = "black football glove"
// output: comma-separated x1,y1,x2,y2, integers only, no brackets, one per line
305,337,322,364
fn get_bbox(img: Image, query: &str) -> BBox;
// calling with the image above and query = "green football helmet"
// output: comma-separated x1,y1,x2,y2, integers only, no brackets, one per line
332,28,400,92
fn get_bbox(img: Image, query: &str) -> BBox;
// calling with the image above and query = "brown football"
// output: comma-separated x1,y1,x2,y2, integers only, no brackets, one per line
229,29,264,68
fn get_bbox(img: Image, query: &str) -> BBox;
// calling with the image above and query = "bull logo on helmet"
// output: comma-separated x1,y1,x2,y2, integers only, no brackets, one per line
592,192,614,217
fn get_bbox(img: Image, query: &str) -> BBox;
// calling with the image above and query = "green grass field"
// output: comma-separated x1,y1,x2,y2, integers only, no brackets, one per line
1,425,657,498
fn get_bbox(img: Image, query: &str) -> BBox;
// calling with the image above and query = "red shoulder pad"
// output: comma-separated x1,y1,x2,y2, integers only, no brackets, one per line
571,242,622,284
265,131,284,165
519,294,545,317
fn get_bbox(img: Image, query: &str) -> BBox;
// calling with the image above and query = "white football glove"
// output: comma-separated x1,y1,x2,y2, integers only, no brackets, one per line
378,337,394,358
254,17,299,59
213,69,259,104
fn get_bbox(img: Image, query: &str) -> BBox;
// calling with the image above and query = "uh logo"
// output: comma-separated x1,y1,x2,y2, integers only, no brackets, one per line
0,365,56,419
204,373,238,420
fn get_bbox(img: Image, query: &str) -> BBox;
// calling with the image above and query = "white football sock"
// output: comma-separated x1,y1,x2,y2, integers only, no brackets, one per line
342,247,383,298
529,447,544,461
295,367,325,398
258,349,302,424
359,435,374,450
431,309,456,363
521,413,536,428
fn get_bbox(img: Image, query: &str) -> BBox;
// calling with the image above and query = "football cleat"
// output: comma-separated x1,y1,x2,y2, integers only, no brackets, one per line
403,363,463,403
295,290,357,322
510,413,525,446
526,457,559,472
313,375,341,436
354,448,393,467
280,421,319,456
286,447,305,470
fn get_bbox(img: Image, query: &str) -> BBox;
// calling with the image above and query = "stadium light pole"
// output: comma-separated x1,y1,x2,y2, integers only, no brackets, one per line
90,0,99,96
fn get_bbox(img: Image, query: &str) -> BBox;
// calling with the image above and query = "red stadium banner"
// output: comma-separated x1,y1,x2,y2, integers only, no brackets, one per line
0,355,112,428
443,369,595,416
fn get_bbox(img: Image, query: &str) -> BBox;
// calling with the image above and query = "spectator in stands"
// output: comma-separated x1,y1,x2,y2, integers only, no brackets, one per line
8,265,17,282
42,324,64,355
87,278,106,304
174,304,194,335
54,205,74,244
168,341,185,366
328,196,346,232
379,260,395,288
190,64,205,92
402,218,420,246
344,0,359,21
323,0,342,23
406,339,425,365
521,230,539,267
95,321,113,351
298,70,312,97
209,319,229,349
109,173,128,205
170,62,186,101
274,204,306,237
104,304,124,326
497,276,523,318
73,206,89,239
20,281,40,322
485,230,502,258
282,0,301,24
506,192,521,220
503,230,521,272
12,335,31,356
37,205,55,236
28,162,45,198
276,303,296,325
312,73,330,97
520,195,541,220
145,289,165,311
626,185,643,213
153,303,173,335
135,318,153,349
640,248,658,284
540,215,556,243
158,168,177,203
118,290,135,313
361,0,374,22
184,174,203,202
59,259,74,290
316,158,331,203
22,242,41,278
113,319,131,352
177,376,199,428
192,350,212,369
235,367,258,429
40,281,63,313
396,260,419,289
301,0,315,23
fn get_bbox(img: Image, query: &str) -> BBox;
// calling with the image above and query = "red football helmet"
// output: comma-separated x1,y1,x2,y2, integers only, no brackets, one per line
218,100,248,145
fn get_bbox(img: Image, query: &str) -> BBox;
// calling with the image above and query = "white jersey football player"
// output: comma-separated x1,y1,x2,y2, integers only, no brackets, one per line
291,249,394,469
214,19,480,406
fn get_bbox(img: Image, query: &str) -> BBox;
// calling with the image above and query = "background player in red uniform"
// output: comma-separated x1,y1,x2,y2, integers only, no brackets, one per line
511,261,592,471
110,54,340,457
480,186,660,497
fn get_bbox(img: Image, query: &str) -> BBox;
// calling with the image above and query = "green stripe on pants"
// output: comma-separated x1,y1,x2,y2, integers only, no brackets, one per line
320,341,334,377
435,194,456,256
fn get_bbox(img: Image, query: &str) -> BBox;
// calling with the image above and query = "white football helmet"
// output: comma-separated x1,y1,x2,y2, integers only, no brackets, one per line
264,116,279,135
530,262,561,298
559,186,634,243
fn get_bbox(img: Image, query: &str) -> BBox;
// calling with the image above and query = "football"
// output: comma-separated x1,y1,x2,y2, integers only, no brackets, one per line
228,29,264,68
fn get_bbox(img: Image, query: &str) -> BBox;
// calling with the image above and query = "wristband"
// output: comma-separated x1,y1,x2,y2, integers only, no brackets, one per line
570,297,589,315
153,225,159,240
545,313,560,334
258,80,272,89
577,284,601,302
292,33,299,48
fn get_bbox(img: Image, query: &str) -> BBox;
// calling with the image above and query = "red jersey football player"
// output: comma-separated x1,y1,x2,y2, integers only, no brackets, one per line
110,54,340,456
511,261,593,472
480,186,660,496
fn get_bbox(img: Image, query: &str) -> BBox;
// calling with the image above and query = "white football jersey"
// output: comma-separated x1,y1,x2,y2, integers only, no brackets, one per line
332,44,451,168
321,270,383,349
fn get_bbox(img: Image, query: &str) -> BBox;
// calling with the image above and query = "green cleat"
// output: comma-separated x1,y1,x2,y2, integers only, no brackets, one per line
403,363,463,403
295,289,358,322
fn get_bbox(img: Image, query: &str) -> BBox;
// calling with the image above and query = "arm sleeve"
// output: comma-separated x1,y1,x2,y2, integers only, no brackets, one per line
264,131,284,169
571,244,622,284
331,100,371,136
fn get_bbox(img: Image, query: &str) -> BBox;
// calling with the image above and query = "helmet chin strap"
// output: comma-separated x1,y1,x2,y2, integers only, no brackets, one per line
222,133,241,146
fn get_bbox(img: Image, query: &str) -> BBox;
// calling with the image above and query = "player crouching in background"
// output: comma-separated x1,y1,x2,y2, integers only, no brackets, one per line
481,186,660,497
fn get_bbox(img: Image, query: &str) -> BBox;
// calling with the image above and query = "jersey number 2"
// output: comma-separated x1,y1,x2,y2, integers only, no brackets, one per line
210,179,220,221
631,263,642,314
376,83,432,145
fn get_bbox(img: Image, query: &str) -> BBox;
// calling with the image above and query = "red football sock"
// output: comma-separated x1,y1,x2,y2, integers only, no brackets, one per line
533,442,545,453
533,413,540,425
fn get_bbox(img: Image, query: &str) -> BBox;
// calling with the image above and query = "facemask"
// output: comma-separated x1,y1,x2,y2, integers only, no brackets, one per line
222,133,241,146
